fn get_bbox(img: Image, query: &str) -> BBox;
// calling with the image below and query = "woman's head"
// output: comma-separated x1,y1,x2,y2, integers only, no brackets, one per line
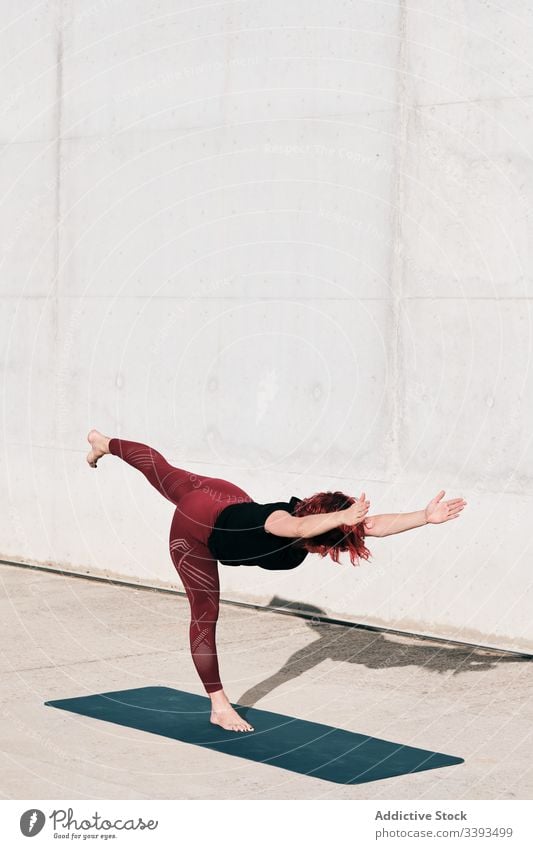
292,490,371,566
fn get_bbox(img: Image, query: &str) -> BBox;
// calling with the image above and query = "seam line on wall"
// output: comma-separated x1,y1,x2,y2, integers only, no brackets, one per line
2,558,531,659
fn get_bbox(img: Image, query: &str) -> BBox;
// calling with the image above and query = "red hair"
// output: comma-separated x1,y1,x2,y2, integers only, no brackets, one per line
292,491,372,567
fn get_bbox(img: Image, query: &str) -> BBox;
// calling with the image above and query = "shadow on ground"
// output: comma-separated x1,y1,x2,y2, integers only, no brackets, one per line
45,686,464,785
237,597,532,707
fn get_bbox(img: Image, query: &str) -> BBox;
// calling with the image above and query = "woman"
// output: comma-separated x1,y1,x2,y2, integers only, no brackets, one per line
86,429,467,733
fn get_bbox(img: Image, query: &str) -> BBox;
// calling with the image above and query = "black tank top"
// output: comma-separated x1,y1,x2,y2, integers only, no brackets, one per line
207,496,308,570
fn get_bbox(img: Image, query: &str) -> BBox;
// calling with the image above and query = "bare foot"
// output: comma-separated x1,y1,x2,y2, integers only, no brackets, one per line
210,692,254,732
86,429,111,468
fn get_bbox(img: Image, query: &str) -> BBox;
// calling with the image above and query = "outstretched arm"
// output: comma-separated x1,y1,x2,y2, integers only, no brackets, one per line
364,490,467,538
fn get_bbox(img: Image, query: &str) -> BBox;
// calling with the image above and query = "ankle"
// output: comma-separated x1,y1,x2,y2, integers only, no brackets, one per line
209,689,230,709
95,434,110,455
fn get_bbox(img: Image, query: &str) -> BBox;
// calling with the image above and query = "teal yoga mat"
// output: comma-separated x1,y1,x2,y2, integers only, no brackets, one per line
45,686,463,784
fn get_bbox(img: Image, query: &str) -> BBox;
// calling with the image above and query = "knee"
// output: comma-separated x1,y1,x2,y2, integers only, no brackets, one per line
193,595,219,623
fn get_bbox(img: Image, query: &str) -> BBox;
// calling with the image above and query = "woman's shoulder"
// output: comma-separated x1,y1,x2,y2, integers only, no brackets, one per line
288,495,303,513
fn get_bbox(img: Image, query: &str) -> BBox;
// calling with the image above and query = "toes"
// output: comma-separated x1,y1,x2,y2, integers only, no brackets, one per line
211,713,253,732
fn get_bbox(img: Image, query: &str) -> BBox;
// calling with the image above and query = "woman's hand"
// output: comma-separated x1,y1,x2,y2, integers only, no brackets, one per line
425,490,467,524
341,492,370,527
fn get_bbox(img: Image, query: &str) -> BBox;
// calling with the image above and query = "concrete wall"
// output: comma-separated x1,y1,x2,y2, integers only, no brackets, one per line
2,1,532,653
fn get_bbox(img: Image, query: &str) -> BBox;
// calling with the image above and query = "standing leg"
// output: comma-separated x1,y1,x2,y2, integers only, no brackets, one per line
169,504,254,732
169,536,222,693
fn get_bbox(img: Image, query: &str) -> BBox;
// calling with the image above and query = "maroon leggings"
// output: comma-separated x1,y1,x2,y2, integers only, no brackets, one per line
109,437,252,694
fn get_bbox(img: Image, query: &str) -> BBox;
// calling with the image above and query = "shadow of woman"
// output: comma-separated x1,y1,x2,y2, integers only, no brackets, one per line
238,596,531,707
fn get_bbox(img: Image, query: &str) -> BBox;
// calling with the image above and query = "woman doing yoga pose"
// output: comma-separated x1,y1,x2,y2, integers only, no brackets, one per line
86,429,467,733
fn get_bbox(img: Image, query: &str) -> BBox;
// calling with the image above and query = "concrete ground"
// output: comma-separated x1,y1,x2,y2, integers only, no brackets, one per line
1,562,532,800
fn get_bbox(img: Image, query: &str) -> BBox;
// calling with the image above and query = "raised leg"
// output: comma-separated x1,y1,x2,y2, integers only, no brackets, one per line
108,437,196,506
